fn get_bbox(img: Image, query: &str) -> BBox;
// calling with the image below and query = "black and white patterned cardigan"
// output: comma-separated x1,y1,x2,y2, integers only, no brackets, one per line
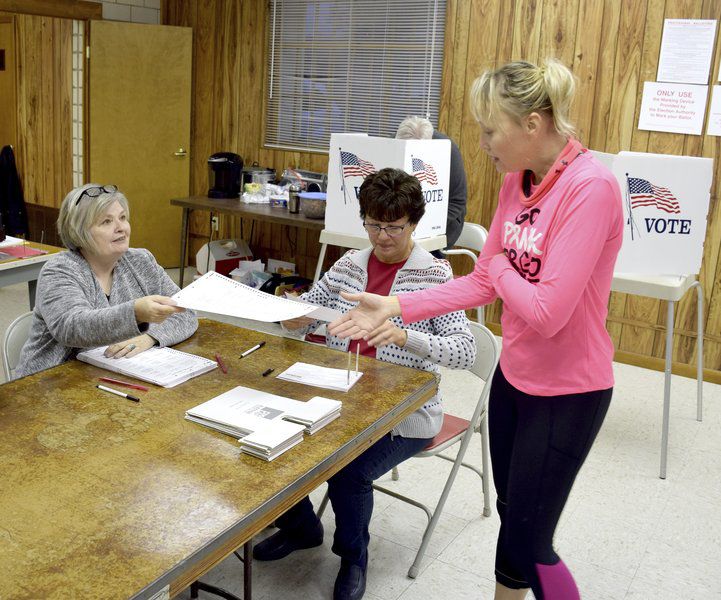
295,244,476,439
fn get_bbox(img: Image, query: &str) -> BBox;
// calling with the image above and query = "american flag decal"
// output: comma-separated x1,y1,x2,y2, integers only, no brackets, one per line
412,157,438,186
340,151,376,178
628,177,681,214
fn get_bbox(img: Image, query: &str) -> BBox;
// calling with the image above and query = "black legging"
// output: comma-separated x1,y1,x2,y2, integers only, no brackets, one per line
489,367,612,599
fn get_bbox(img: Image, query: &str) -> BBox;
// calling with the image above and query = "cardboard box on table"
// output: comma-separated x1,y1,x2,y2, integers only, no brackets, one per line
325,134,451,241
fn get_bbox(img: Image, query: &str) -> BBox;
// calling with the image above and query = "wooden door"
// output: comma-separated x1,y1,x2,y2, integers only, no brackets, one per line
88,20,191,267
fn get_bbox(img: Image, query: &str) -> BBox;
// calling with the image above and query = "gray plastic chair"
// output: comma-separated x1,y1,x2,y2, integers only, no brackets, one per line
318,322,499,578
444,222,488,324
2,311,33,381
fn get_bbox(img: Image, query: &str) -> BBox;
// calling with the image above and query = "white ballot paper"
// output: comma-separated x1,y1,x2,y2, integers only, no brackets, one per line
277,362,363,392
285,295,343,322
0,235,26,248
172,271,339,322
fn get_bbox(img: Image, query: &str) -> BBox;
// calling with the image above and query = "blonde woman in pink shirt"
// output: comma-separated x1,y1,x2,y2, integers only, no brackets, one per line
329,59,623,600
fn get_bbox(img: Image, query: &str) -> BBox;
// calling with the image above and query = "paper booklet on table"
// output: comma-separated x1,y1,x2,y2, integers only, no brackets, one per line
77,346,217,388
185,385,342,460
276,362,363,392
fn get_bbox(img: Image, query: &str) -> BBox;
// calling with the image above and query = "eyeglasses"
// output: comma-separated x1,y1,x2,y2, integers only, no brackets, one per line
75,185,118,206
363,221,410,237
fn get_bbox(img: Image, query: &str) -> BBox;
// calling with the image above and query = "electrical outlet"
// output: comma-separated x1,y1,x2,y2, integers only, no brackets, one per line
211,216,219,231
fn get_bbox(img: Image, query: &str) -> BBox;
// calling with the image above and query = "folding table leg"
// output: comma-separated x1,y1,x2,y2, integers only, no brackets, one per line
660,300,674,480
693,281,703,422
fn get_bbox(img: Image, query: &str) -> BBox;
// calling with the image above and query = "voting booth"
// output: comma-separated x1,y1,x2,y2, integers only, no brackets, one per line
593,150,713,275
593,149,713,479
325,134,451,240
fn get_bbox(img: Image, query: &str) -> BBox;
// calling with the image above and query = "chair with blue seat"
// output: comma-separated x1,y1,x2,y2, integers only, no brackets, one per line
317,321,499,578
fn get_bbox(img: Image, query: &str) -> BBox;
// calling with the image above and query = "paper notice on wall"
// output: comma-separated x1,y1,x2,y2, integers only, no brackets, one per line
638,82,708,135
657,19,717,84
707,86,721,136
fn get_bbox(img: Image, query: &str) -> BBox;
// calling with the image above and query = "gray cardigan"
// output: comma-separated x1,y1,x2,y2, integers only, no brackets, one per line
16,248,198,378
293,245,476,439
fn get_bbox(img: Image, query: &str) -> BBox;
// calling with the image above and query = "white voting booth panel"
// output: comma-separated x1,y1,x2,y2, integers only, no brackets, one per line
314,134,451,282
594,150,713,478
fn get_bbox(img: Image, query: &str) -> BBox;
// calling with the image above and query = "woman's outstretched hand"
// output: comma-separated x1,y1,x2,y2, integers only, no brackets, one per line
134,295,185,324
327,292,401,340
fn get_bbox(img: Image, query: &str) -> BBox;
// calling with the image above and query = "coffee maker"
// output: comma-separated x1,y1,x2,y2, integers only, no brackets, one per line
208,152,243,198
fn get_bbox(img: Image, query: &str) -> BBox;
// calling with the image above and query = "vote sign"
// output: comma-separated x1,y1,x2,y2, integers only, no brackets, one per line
325,134,450,240
611,151,713,275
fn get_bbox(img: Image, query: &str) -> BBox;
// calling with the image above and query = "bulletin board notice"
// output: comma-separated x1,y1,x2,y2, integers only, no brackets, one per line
638,82,708,135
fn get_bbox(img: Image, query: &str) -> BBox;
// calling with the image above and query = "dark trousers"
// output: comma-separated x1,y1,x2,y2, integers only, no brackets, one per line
276,432,431,567
489,367,612,598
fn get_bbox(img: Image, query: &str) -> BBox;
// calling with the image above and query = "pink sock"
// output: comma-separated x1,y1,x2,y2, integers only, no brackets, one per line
535,560,580,600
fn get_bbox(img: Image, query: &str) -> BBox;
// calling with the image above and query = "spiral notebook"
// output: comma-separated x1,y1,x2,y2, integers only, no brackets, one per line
77,346,217,388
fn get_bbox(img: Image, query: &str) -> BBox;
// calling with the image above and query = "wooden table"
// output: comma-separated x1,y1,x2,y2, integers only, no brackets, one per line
0,241,64,308
0,319,436,599
170,196,326,287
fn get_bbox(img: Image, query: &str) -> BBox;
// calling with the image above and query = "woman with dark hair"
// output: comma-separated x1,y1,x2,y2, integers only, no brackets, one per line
252,167,476,600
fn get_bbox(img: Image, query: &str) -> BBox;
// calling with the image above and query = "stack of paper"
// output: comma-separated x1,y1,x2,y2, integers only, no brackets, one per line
240,422,306,461
263,394,342,434
172,271,342,322
77,346,217,388
185,386,343,460
276,362,363,392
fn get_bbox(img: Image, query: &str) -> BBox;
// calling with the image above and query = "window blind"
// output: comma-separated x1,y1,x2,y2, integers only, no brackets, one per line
265,0,447,153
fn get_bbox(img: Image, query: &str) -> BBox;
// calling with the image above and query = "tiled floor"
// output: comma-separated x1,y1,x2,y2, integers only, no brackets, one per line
2,274,720,599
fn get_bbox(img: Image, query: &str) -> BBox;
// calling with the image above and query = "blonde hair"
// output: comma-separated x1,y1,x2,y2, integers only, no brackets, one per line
396,116,434,140
470,58,577,137
57,183,130,253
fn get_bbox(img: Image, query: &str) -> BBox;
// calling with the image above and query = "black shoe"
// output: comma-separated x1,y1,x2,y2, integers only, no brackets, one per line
252,523,324,561
333,561,367,600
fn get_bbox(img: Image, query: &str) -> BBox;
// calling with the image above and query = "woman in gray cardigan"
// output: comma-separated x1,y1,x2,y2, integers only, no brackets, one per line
16,184,197,378
252,169,476,600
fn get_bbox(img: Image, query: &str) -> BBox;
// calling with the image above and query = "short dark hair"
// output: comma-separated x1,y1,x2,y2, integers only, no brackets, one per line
358,168,425,224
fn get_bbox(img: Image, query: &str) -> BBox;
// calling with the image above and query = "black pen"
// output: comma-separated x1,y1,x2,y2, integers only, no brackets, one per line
240,341,266,358
96,384,140,403
261,368,274,377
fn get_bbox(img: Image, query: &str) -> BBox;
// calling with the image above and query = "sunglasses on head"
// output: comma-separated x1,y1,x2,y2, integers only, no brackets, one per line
75,185,118,206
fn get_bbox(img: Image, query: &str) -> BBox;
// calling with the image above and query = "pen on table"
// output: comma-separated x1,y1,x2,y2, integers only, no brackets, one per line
96,384,140,403
240,341,266,358
261,368,274,377
355,343,359,376
215,353,228,374
98,377,149,392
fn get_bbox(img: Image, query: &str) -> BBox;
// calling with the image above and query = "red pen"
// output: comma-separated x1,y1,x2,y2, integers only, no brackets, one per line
215,353,228,374
98,377,149,392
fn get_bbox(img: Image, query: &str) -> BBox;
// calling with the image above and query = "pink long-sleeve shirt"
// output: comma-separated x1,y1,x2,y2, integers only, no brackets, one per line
399,151,624,396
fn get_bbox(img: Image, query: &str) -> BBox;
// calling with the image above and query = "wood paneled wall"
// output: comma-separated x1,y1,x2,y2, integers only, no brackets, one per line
163,0,721,376
12,13,73,209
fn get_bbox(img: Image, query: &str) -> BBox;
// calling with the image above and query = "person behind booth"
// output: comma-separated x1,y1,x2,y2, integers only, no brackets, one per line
252,168,476,600
16,184,197,378
395,116,468,252
330,59,623,600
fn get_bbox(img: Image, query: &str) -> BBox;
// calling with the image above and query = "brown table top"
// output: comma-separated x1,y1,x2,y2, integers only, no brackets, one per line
0,319,436,599
171,196,326,230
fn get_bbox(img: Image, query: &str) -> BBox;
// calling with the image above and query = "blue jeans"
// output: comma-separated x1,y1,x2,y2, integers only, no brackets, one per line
276,433,431,567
